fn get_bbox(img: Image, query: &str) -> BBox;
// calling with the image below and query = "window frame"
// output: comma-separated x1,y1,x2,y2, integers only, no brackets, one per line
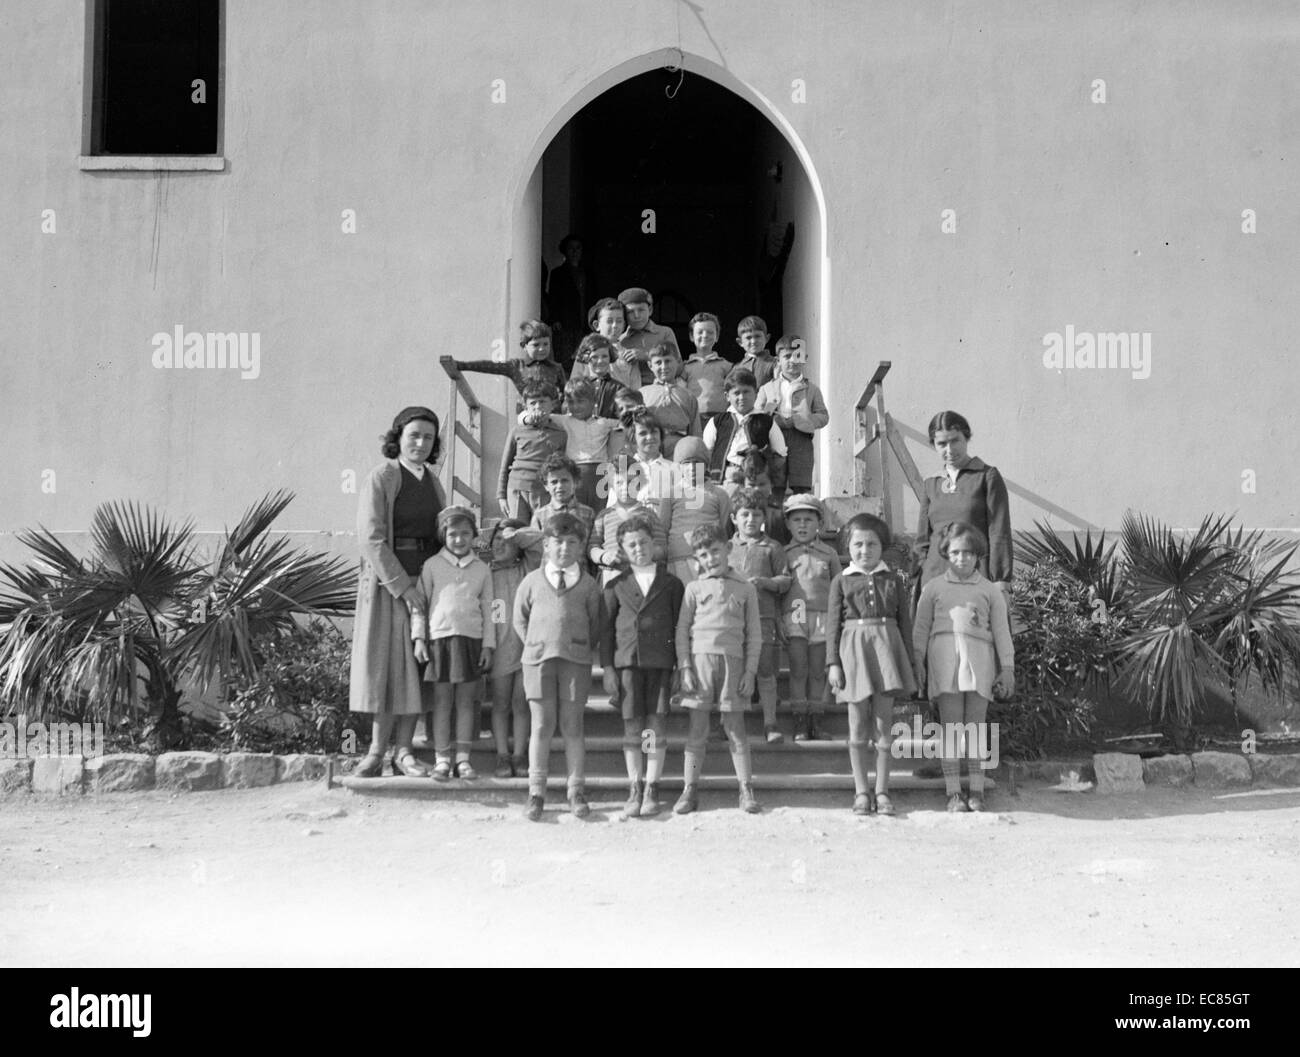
79,0,226,171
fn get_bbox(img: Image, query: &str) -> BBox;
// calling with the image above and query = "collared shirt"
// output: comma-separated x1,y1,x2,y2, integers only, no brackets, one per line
843,561,892,577
438,549,476,569
633,454,677,503
776,375,799,417
544,562,581,590
631,563,656,595
681,352,731,414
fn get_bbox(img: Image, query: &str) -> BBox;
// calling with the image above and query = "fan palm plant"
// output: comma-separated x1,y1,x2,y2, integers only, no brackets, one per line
1112,512,1300,744
0,491,356,748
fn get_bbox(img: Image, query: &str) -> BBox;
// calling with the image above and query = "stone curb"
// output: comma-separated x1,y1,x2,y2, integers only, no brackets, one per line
0,752,341,796
1080,750,1300,794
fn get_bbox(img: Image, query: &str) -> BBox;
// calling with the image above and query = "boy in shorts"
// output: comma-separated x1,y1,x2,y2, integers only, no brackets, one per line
601,515,685,819
513,512,603,821
673,523,763,815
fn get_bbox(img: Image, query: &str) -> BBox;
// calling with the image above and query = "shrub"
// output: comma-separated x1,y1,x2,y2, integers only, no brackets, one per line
221,620,365,754
1000,562,1118,758
0,491,356,748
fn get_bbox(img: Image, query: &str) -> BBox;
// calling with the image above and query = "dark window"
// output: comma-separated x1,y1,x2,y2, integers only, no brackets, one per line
89,0,220,155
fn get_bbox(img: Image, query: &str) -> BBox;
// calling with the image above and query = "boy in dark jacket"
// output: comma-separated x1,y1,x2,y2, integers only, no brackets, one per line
600,515,685,819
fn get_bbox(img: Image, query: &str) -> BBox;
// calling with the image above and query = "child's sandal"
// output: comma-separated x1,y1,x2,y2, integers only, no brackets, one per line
431,759,452,781
392,749,431,778
852,793,872,816
454,760,477,780
353,753,384,778
875,792,895,816
493,755,512,778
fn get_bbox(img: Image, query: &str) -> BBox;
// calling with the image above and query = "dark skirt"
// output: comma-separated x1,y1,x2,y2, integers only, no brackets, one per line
424,635,483,684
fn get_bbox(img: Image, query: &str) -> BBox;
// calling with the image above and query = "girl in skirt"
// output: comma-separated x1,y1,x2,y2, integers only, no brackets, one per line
912,522,1015,812
413,506,495,779
827,513,917,816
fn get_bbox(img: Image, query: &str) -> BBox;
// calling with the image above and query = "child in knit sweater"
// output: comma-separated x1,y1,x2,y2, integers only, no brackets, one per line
674,522,764,815
680,311,730,429
513,511,604,821
727,488,792,744
590,460,669,584
912,522,1014,813
781,493,842,742
497,382,567,521
413,507,494,780
527,453,597,567
664,436,732,584
640,343,701,459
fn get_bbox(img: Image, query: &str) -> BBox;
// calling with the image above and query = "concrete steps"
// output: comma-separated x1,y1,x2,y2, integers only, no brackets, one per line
339,682,996,797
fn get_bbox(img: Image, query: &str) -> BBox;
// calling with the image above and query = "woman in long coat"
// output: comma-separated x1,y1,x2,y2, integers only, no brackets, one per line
916,410,1012,589
350,406,446,777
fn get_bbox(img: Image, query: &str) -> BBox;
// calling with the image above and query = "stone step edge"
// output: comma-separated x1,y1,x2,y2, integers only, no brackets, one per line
410,736,947,754
340,774,991,792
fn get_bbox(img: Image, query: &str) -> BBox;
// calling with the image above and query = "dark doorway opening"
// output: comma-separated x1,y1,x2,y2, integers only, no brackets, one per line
541,69,794,361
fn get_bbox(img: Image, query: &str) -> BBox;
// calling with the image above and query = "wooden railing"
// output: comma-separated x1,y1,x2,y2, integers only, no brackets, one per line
853,360,925,530
439,356,483,521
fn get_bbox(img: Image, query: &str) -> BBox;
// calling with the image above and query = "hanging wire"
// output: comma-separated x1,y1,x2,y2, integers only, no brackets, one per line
664,48,684,99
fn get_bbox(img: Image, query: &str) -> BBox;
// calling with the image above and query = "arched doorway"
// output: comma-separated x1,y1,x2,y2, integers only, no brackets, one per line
503,51,831,498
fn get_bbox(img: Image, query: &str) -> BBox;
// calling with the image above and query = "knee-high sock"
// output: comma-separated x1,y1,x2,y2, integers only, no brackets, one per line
682,749,703,786
875,743,892,795
646,740,666,784
848,741,870,795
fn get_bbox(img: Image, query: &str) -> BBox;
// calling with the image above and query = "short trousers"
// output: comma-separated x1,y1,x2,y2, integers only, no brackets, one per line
783,608,828,644
689,652,748,712
522,656,592,708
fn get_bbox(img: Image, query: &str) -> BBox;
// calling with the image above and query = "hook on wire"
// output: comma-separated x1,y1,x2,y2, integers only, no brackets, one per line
664,49,685,99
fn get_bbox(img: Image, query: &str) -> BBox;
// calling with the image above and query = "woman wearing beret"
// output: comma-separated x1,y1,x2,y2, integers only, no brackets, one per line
916,411,1012,590
350,406,446,777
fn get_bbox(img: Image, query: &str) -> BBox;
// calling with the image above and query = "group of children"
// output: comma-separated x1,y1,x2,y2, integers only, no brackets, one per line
405,289,1014,819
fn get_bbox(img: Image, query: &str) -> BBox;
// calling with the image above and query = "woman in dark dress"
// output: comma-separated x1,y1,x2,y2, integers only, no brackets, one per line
349,406,446,777
916,411,1012,590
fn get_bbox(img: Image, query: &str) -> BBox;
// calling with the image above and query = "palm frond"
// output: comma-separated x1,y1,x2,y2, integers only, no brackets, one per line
1112,617,1224,728
220,489,296,565
1014,520,1127,608
1120,510,1238,623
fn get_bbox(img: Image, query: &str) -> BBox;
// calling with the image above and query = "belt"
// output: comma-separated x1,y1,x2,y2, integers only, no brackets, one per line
843,617,892,627
393,536,435,551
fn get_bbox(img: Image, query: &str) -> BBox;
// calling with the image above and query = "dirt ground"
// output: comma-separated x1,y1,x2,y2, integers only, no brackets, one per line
3,781,1298,967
